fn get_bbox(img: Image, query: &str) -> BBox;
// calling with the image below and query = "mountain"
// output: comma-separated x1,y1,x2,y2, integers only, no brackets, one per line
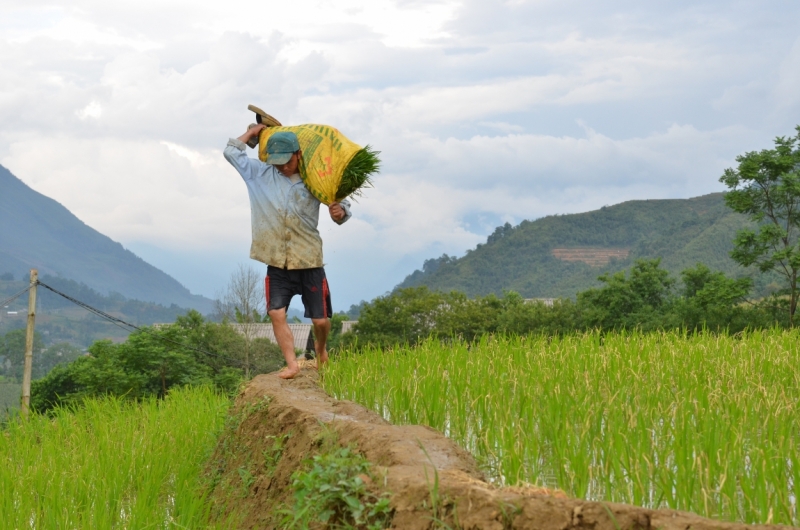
0,164,213,312
398,193,773,298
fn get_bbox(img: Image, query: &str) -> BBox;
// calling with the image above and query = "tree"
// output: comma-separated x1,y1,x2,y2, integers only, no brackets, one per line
578,259,675,330
674,263,755,331
720,126,800,325
30,311,284,413
343,287,450,348
33,342,83,379
214,264,268,377
0,329,44,380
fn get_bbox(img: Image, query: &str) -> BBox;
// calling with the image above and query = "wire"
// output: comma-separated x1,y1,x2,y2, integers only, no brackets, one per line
36,281,245,367
0,286,32,308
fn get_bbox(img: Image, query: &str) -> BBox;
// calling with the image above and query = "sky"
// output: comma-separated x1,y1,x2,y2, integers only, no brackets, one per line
1,0,799,311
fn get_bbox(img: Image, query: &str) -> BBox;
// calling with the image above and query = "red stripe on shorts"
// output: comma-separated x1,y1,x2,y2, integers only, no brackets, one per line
322,278,329,317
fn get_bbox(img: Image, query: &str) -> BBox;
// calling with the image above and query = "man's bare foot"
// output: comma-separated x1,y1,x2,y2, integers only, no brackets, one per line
316,350,329,371
278,365,300,379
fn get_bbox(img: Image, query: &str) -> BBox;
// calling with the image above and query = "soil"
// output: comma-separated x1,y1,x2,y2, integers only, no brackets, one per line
204,364,794,530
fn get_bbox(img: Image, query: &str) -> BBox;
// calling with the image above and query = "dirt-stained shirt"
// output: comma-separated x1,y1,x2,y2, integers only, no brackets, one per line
223,139,351,269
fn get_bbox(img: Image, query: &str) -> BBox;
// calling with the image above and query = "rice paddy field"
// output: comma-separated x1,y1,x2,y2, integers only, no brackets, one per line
323,329,800,526
0,386,231,529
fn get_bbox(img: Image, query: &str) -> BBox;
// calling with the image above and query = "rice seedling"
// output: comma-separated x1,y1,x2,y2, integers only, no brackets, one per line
0,385,231,529
323,329,800,525
336,146,380,201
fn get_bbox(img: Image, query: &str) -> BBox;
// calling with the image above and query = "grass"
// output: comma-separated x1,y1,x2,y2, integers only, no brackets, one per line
0,385,231,529
323,329,800,525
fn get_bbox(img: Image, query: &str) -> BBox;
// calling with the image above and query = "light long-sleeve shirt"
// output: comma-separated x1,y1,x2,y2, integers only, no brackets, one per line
223,138,351,269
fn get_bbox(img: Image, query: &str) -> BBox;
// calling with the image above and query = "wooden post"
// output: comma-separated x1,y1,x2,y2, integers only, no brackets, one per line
21,269,38,418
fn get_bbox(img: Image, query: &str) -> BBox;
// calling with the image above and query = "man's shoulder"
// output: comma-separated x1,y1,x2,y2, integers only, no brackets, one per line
247,159,276,180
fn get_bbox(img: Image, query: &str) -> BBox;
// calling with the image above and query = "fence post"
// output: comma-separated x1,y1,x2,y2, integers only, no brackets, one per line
21,269,38,418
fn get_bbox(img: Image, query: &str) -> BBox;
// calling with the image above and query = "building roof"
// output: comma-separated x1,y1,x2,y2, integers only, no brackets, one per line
341,320,358,334
228,323,313,351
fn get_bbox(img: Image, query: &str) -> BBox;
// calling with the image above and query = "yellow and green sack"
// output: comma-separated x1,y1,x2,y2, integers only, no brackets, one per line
258,124,379,205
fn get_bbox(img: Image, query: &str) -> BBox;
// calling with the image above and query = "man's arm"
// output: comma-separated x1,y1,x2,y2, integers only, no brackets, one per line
238,123,265,146
223,124,266,181
329,200,352,225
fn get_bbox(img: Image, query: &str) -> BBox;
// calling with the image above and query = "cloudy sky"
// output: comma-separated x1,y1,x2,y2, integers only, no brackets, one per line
1,0,799,310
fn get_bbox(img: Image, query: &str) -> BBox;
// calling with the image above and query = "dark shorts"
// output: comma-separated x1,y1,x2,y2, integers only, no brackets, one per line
265,266,332,320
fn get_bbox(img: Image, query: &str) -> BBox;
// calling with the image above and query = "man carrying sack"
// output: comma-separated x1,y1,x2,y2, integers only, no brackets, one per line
224,123,352,379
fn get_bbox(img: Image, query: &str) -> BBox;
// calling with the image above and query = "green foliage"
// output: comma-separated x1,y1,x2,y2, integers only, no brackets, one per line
496,293,582,336
0,329,44,380
346,261,773,347
341,287,506,348
326,312,350,352
578,259,675,330
30,310,284,413
263,433,291,477
719,125,800,324
283,445,392,530
0,380,21,418
0,330,79,381
337,146,380,201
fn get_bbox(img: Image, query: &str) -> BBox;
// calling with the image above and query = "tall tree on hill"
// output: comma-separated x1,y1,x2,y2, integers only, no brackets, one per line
720,126,800,325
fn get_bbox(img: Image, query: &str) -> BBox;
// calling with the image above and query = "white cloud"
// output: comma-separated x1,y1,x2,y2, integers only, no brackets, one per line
76,100,102,120
3,136,252,250
1,0,800,305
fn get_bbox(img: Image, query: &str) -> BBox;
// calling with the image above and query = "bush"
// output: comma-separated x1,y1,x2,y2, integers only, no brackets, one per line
31,310,284,413
343,261,778,348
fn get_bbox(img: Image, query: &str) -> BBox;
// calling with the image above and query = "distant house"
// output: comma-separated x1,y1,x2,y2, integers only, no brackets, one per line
154,322,315,352
227,323,314,352
340,320,358,334
524,298,555,307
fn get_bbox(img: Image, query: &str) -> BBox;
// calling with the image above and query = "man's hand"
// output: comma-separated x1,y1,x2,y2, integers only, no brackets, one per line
237,123,266,147
329,203,345,222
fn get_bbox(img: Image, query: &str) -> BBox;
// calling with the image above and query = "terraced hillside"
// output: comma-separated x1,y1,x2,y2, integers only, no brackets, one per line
398,193,770,298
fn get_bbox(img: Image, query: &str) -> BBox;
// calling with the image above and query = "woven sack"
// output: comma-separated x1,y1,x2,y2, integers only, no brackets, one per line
258,124,370,205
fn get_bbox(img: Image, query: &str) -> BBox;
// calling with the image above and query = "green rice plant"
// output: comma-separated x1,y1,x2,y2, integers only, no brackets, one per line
336,146,380,201
323,329,800,526
0,385,231,529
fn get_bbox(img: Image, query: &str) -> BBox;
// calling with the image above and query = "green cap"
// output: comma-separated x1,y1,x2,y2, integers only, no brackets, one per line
266,131,300,165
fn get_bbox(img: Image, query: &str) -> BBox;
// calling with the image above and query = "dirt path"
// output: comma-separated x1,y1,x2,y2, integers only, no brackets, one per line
204,368,793,529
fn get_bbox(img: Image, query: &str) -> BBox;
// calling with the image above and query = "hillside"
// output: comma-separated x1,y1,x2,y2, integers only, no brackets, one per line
0,164,212,312
398,193,772,298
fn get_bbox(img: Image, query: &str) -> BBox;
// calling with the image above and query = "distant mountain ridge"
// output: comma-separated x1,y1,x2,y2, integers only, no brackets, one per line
0,164,212,312
398,193,770,298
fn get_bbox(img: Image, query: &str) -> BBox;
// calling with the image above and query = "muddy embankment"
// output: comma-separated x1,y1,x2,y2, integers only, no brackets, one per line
204,367,793,530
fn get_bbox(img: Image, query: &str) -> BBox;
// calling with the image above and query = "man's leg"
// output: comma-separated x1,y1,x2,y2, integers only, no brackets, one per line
269,307,300,379
311,317,330,370
301,267,333,371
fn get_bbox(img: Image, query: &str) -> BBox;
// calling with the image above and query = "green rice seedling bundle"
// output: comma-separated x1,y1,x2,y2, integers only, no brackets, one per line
0,386,230,529
323,329,800,525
